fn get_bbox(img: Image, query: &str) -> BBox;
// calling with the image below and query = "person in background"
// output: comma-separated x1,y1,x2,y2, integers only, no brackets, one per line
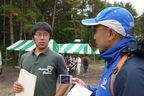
76,55,81,75
83,55,89,77
73,55,77,65
64,54,69,64
68,61,76,75
68,55,72,63
66,63,70,75
13,22,69,96
72,7,144,96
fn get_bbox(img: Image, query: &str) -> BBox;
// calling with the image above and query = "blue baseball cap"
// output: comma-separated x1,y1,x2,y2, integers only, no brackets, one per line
82,7,135,38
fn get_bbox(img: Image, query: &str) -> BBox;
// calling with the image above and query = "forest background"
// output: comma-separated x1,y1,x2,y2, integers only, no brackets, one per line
0,0,144,65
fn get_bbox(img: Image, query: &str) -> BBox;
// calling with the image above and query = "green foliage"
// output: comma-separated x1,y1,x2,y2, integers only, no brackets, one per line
0,46,6,60
81,0,108,50
35,0,53,24
0,5,20,17
40,16,46,22
135,12,144,42
0,0,144,64
0,45,12,65
112,2,138,17
53,18,75,43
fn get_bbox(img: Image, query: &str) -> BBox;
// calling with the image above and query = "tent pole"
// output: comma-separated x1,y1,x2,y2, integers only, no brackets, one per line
94,54,95,65
18,51,21,65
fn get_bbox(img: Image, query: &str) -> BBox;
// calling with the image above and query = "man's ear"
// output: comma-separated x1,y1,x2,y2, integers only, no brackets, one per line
32,38,34,40
107,28,116,41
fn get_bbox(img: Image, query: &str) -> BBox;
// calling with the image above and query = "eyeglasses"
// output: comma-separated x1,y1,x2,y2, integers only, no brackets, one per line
35,33,49,38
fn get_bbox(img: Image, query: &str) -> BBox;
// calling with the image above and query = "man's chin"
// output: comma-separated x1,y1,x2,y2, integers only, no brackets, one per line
99,50,105,54
98,49,102,54
38,46,48,50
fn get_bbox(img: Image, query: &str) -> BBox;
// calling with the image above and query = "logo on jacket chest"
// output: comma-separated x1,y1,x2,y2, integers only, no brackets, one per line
100,78,107,90
38,65,53,75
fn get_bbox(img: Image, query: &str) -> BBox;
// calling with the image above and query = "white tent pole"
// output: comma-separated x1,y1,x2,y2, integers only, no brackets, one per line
18,51,21,65
94,54,95,65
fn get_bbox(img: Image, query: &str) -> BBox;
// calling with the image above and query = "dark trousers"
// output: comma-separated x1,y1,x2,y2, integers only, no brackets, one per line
83,66,88,73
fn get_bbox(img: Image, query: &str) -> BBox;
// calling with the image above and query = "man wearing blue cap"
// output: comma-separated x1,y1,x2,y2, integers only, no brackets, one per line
72,7,144,96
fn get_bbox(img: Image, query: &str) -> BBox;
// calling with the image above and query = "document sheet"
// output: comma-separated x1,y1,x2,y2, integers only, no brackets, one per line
67,84,92,96
16,69,37,96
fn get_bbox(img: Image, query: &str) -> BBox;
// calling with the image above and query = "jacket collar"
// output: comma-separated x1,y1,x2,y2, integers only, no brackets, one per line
32,48,50,56
100,38,134,68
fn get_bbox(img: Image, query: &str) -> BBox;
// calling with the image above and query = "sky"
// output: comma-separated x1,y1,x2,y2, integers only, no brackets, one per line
106,0,144,16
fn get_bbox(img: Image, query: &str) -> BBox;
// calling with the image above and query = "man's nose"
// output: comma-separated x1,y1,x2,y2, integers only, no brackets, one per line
40,35,45,38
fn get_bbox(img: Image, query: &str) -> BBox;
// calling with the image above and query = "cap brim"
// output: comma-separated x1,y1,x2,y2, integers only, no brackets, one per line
81,18,99,25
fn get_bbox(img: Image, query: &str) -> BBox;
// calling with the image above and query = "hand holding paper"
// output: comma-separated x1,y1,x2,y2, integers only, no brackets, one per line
72,78,87,88
15,69,37,96
67,84,92,96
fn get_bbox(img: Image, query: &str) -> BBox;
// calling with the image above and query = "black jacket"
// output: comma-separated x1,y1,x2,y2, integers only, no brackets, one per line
114,40,144,96
83,57,88,66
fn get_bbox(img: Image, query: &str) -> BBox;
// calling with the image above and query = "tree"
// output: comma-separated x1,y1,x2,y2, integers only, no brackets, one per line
8,0,16,65
135,12,144,42
53,0,77,43
82,0,107,48
19,0,24,40
35,0,53,24
0,0,41,65
15,0,41,40
65,0,82,39
52,0,57,29
3,0,6,46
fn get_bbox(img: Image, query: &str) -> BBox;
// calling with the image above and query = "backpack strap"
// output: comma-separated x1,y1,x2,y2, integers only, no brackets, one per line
110,54,133,96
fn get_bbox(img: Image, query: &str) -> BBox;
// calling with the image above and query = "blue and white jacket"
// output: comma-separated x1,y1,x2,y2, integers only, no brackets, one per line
87,38,135,96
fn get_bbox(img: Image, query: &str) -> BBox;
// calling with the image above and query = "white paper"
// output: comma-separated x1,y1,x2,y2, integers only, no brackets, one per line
67,84,92,96
16,69,37,96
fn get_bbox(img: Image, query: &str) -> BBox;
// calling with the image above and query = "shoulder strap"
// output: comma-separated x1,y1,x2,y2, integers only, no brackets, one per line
110,54,133,96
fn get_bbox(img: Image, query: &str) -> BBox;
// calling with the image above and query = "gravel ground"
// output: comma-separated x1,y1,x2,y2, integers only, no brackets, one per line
0,63,104,96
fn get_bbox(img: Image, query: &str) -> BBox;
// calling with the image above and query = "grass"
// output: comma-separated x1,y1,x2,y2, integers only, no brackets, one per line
90,63,104,67
2,65,18,71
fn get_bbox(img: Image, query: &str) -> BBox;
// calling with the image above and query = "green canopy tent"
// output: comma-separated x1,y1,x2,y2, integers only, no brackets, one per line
95,48,100,54
58,43,95,54
6,39,59,65
6,39,59,52
58,43,97,64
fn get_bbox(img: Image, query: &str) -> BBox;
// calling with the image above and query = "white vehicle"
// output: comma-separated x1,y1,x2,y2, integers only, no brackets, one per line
0,50,2,75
